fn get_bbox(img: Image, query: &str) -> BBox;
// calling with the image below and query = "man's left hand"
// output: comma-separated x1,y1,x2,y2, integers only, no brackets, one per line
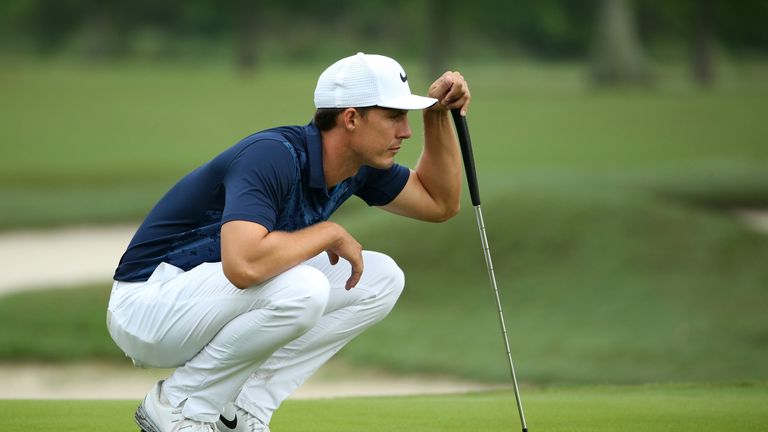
427,71,471,116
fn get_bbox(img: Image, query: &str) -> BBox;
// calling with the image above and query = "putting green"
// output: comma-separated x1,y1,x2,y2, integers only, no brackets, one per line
1,383,765,431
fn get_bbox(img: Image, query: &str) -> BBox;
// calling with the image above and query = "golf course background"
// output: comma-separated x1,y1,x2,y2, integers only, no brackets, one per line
1,59,766,387
3,6,768,429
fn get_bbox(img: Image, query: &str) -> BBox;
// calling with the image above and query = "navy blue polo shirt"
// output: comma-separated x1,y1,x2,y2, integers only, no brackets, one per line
114,122,410,282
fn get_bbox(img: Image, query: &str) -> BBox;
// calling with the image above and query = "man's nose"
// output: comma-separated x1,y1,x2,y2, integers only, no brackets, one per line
398,118,412,139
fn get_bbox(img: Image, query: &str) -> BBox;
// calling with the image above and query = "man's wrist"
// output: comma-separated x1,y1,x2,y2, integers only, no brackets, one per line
423,107,449,118
423,108,452,128
317,221,344,247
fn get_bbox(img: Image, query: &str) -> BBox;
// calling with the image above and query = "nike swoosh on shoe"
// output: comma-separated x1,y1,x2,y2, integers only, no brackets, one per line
219,414,238,429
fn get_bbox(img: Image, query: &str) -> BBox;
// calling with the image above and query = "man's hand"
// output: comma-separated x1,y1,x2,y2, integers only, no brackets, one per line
427,71,471,116
326,225,364,290
221,220,364,290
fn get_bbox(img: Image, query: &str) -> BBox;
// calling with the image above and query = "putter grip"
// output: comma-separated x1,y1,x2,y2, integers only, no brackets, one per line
451,109,481,206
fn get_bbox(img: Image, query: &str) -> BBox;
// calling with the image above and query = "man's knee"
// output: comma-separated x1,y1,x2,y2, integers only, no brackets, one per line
362,251,405,310
277,265,331,334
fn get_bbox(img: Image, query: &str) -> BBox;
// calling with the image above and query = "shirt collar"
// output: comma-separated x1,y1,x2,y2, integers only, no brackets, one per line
304,122,326,190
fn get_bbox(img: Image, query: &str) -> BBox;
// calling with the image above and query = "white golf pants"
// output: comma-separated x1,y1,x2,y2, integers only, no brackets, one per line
107,251,404,423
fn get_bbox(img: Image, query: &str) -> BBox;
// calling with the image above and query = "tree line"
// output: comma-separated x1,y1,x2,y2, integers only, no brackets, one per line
1,0,766,83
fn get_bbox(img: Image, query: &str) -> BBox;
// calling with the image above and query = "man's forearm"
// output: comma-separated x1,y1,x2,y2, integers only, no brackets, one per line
415,109,463,219
222,221,344,289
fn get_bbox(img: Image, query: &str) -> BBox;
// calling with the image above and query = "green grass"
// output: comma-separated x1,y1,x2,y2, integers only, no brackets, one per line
340,186,768,383
2,186,767,383
0,285,114,361
1,383,766,431
1,60,768,228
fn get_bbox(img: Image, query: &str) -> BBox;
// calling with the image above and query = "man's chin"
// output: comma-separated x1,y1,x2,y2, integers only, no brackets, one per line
369,158,395,170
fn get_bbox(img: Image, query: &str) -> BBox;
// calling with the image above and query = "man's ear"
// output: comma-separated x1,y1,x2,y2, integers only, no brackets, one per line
340,108,359,131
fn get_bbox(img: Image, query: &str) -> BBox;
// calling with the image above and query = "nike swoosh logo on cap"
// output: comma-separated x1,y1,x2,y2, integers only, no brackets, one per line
400,73,407,82
219,414,238,429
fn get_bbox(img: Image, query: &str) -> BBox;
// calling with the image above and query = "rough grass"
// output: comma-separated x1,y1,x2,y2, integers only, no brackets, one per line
1,60,767,228
1,187,766,384
1,383,766,432
0,285,113,361
340,185,768,383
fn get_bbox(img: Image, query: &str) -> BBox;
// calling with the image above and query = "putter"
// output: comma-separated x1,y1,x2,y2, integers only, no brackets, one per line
451,109,529,432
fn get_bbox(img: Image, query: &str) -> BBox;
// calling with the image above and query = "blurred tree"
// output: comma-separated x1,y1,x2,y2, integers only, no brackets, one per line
636,0,714,86
16,0,84,54
590,0,653,86
711,0,768,55
81,0,115,60
639,0,768,87
453,0,593,60
426,0,452,78
232,0,260,72
1,0,766,70
692,0,714,87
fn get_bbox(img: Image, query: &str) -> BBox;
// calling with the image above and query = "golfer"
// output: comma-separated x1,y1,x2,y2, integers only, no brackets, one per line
108,52,470,432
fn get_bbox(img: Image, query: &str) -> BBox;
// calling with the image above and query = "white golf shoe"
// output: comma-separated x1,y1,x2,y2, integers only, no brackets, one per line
217,404,270,432
135,380,219,432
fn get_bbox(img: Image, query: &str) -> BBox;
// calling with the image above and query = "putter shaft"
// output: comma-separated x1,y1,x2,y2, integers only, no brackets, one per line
450,109,528,432
473,205,528,432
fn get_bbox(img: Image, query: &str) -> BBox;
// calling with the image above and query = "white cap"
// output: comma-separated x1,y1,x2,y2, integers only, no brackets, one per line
314,52,437,110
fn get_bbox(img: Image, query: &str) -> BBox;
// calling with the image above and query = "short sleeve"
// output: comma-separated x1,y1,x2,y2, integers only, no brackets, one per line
222,140,295,231
355,163,411,206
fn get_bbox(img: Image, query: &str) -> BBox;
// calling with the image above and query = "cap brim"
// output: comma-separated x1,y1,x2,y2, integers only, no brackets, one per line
378,94,438,110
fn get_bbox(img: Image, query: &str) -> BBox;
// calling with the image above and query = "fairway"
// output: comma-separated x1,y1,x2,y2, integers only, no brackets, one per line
1,383,766,431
